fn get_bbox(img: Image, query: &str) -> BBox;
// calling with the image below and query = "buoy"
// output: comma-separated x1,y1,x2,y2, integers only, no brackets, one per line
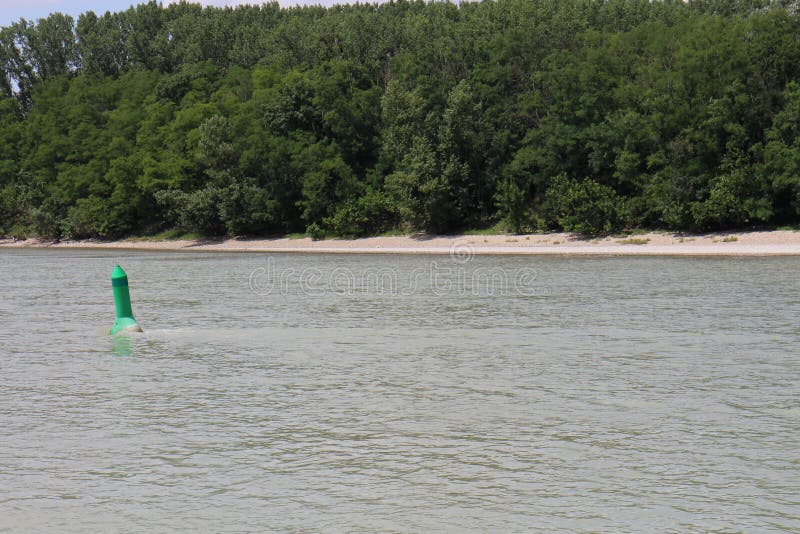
110,265,142,335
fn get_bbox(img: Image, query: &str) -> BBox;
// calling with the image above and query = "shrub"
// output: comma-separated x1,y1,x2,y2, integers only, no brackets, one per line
690,168,772,231
542,174,626,235
155,186,225,236
65,195,133,239
324,189,398,237
306,222,326,240
495,176,530,233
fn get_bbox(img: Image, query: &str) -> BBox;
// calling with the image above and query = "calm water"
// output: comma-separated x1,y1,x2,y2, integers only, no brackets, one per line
1,249,799,532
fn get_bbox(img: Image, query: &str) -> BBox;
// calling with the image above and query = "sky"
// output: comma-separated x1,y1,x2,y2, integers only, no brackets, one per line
0,0,350,28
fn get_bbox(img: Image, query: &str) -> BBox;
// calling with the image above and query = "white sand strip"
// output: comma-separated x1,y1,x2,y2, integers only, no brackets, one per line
3,230,800,256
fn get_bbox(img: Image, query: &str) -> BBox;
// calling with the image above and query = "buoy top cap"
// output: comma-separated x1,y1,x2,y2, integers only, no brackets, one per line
111,265,127,279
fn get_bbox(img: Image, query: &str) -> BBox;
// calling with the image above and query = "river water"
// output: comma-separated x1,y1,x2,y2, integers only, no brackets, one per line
1,249,798,532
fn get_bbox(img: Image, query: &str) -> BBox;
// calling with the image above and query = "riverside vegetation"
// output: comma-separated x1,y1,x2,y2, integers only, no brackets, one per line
2,0,800,240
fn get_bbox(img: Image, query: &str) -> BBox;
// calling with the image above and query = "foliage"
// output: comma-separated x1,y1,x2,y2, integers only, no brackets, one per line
3,0,800,238
325,189,399,237
543,175,627,235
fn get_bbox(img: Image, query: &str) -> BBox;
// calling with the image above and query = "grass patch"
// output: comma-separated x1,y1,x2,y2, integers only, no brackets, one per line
126,230,203,241
462,224,507,236
377,229,408,237
285,232,309,240
462,228,497,236
616,237,651,245
721,235,738,242
613,228,651,237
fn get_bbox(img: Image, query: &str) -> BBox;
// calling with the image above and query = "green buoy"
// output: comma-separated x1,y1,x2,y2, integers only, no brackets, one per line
110,265,142,335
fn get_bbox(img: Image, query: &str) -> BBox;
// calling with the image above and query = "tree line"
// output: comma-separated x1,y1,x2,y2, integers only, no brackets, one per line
2,0,800,239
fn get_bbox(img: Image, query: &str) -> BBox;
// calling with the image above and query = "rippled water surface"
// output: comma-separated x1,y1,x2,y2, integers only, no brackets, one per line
1,249,799,532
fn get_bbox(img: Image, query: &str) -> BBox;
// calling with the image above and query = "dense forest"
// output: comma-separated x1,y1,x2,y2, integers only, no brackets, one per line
2,0,800,239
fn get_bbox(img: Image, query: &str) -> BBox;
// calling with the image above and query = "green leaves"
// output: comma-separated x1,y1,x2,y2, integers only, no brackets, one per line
543,175,627,235
3,1,800,240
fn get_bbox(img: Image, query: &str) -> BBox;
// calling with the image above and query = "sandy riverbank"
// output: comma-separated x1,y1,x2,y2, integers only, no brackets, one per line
3,230,800,255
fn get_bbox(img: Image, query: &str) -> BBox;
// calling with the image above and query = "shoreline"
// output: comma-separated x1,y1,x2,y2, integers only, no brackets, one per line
3,230,800,256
